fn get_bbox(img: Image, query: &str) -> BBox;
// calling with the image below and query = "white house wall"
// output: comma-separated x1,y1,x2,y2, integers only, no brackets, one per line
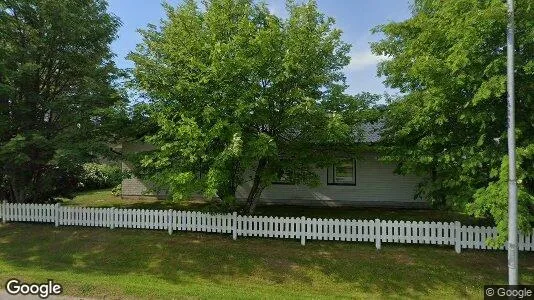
120,142,425,207
236,153,425,207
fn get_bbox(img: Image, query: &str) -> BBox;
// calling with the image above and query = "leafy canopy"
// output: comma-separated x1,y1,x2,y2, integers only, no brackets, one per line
0,0,123,202
129,0,371,212
372,0,533,245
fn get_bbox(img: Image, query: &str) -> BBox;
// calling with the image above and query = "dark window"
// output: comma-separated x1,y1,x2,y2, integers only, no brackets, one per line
327,159,356,186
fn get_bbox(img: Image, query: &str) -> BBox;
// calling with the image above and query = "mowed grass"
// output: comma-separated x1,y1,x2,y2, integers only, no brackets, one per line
0,223,533,299
63,189,491,225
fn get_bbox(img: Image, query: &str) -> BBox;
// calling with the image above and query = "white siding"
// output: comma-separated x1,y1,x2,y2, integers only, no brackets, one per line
120,141,424,207
236,153,424,207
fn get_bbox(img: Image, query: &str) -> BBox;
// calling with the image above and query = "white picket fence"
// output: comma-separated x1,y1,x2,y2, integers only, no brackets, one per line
1,202,533,253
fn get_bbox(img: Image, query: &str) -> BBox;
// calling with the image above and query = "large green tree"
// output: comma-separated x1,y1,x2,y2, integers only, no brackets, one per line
130,0,371,213
372,0,533,244
0,0,124,203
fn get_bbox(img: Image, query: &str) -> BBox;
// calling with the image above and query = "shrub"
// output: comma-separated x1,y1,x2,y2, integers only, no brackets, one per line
111,184,122,197
78,163,123,191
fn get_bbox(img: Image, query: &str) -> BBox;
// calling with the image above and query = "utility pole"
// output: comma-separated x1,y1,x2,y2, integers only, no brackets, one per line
506,0,518,285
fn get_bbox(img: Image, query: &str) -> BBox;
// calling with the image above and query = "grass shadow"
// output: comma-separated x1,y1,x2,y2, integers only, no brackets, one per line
0,223,532,299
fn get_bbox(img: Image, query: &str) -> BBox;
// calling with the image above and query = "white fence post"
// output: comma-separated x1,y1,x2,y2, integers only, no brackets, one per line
167,209,173,235
1,200,6,224
54,203,60,227
300,216,306,246
375,219,381,250
232,212,237,240
110,208,115,229
2,204,533,252
455,221,462,253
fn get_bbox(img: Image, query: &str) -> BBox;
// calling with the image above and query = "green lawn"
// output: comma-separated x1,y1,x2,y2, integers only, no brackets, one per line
62,189,491,225
0,223,533,299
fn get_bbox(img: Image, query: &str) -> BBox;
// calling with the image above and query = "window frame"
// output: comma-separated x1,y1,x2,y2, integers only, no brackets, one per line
327,158,356,186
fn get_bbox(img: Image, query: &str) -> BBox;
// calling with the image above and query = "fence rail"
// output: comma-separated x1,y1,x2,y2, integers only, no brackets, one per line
1,201,533,252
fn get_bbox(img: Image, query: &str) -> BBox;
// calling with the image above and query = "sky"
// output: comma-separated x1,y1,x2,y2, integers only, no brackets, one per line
108,0,412,96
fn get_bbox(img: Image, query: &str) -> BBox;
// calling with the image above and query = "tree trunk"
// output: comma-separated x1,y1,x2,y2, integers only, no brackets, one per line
217,160,240,203
10,180,24,203
244,158,267,214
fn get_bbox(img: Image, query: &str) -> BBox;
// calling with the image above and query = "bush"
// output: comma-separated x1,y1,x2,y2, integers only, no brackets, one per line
111,184,122,197
78,163,123,191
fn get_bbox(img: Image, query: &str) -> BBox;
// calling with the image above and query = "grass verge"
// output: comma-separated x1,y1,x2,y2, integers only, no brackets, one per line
61,189,491,225
0,223,532,299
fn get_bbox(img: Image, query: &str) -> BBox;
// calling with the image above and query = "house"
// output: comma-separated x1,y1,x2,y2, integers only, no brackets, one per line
117,124,426,208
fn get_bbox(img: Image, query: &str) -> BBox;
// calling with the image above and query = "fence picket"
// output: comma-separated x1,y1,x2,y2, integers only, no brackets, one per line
1,202,533,252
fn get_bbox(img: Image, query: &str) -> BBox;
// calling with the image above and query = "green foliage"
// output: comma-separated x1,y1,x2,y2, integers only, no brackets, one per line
129,0,373,211
111,183,122,197
372,0,534,244
469,146,534,247
0,0,124,202
78,163,123,191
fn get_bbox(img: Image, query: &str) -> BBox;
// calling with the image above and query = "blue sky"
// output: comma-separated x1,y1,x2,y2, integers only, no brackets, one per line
108,0,412,96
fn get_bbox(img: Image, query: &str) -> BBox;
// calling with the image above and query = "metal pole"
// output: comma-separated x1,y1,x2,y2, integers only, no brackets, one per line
506,0,518,285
